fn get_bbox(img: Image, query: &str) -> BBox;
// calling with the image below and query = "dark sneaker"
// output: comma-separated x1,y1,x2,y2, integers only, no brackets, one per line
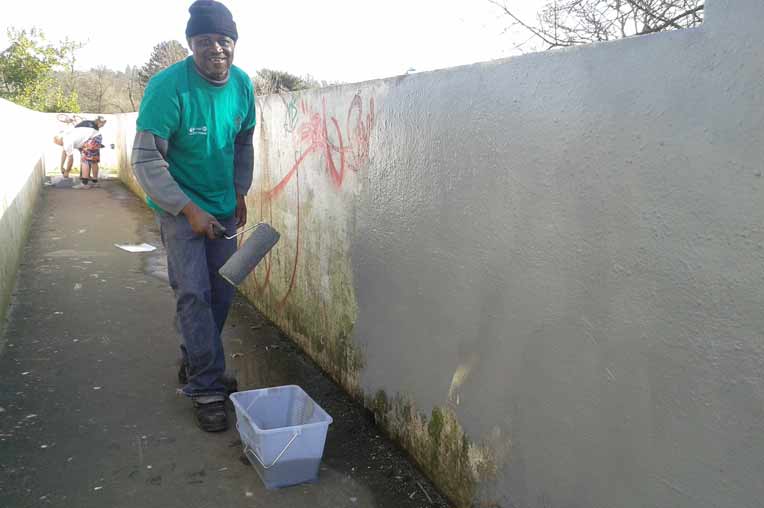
178,361,238,394
193,400,228,432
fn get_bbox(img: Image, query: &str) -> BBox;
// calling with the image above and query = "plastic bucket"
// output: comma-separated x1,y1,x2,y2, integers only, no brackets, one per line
230,385,333,489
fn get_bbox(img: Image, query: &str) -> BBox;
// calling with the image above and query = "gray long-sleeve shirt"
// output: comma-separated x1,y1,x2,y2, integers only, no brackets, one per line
131,127,254,216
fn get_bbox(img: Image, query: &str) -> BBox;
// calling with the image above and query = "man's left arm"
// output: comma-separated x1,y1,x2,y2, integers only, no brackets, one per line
233,127,255,228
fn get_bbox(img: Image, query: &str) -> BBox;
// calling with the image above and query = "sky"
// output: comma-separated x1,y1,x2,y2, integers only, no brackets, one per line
0,0,548,84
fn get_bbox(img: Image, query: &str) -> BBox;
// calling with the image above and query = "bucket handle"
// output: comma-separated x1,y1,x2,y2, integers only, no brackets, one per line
237,421,301,470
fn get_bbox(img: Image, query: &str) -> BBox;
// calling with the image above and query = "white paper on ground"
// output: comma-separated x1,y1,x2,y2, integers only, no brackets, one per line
114,243,156,253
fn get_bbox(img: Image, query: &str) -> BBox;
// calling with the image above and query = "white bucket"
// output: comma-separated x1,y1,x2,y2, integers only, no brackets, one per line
230,385,333,489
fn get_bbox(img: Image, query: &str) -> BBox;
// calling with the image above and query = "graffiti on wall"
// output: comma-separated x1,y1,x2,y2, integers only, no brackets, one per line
248,94,376,308
281,95,299,133
346,95,375,173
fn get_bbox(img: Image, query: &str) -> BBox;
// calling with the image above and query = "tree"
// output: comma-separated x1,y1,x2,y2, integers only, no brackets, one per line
90,66,112,112
253,68,324,96
0,27,80,112
59,36,86,97
126,65,141,111
65,66,135,113
489,0,704,50
138,40,188,89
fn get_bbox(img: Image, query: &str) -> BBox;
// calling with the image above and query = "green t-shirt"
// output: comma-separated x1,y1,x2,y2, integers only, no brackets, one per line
136,57,256,218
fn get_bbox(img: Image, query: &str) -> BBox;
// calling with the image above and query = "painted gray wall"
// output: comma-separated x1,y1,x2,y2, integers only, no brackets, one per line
352,1,764,506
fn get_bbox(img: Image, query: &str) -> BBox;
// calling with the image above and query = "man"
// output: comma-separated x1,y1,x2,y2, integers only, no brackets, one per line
131,0,256,432
53,116,106,180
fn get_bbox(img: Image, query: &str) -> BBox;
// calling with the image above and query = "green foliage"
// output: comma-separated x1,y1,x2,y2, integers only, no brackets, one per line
138,40,188,89
253,68,325,96
16,76,80,112
0,27,80,112
1,29,338,113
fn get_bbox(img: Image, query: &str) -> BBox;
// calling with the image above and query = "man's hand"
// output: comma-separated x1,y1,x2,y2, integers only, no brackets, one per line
235,194,247,229
182,202,224,240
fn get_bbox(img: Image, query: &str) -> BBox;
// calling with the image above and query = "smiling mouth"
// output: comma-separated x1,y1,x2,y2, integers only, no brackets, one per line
209,57,226,64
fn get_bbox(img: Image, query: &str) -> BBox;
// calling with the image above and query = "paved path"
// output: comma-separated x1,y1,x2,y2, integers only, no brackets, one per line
0,179,449,508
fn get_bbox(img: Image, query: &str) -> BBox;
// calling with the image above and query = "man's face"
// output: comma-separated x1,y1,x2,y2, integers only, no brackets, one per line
189,33,235,81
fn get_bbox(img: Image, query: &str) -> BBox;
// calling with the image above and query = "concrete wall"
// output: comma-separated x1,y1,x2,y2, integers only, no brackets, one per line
113,1,764,505
242,1,764,506
0,100,47,331
114,113,143,199
2,105,121,334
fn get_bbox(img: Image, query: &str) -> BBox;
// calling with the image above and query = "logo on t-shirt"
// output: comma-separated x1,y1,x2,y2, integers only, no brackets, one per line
188,126,208,136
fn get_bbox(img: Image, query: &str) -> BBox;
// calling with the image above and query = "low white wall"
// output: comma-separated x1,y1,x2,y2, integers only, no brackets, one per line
0,100,48,330
1,105,120,333
115,113,142,198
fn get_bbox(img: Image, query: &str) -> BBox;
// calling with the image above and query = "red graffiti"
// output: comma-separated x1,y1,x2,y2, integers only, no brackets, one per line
346,95,375,173
250,94,375,309
266,98,347,200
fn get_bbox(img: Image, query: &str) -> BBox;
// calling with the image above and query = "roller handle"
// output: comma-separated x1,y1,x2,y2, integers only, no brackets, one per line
213,223,264,240
212,223,227,239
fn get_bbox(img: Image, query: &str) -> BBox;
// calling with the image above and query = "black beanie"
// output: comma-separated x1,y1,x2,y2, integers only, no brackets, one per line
185,0,238,41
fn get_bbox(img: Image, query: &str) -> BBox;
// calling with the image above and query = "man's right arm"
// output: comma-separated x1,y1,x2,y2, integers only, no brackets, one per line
131,131,190,215
131,131,223,238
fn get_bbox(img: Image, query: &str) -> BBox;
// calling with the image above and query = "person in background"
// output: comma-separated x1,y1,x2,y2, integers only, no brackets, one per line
72,116,107,189
75,115,106,130
53,124,98,179
53,116,106,188
131,0,256,432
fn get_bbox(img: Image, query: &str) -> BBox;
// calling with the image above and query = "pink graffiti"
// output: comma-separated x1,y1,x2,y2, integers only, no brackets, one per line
346,95,375,173
266,98,347,200
251,94,375,309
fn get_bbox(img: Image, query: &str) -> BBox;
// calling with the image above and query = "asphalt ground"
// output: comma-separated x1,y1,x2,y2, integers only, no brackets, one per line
0,178,450,508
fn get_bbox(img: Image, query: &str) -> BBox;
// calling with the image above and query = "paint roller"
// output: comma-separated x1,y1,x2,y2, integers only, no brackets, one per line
214,222,280,287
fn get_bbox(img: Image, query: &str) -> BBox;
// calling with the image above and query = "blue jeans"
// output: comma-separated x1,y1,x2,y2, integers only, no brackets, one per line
156,210,237,399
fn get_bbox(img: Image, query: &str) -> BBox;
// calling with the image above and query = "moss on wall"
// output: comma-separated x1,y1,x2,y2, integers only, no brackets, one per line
368,390,508,508
237,197,365,397
235,96,366,397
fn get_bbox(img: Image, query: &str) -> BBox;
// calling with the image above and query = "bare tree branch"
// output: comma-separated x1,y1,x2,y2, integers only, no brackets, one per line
489,0,703,51
627,0,684,30
637,5,704,34
487,0,570,47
